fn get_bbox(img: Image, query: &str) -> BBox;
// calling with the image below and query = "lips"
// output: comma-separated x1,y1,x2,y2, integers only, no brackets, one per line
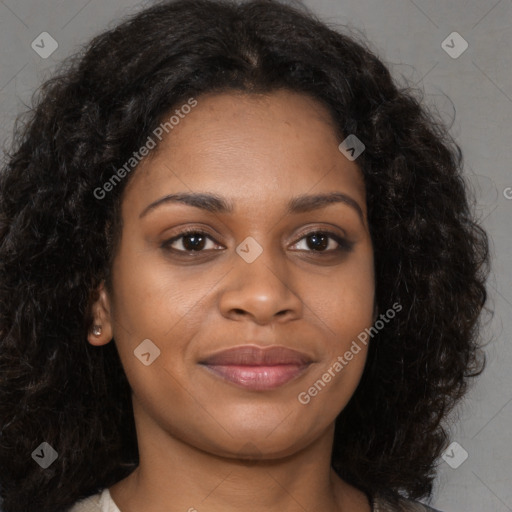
199,345,313,391
200,345,312,366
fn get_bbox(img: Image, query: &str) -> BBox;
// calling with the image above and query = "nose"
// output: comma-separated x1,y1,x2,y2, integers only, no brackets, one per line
218,242,303,325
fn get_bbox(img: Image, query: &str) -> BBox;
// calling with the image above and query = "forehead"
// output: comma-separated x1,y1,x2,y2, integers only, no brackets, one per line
123,90,366,213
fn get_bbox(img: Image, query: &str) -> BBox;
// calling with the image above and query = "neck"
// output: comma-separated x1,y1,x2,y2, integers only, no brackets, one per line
109,395,371,512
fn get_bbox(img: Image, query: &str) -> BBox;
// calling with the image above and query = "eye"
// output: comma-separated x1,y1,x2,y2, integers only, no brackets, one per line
161,228,353,256
291,230,354,254
161,229,222,253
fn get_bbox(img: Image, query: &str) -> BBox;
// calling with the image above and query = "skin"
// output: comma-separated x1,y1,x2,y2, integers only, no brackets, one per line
88,89,376,512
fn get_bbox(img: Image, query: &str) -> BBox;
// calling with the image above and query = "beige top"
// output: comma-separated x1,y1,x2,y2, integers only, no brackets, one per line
68,489,119,512
68,488,442,512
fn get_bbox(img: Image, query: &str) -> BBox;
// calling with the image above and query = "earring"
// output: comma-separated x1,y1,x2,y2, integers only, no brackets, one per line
92,325,102,336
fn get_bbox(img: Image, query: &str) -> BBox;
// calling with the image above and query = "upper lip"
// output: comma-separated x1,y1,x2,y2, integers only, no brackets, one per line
199,345,313,366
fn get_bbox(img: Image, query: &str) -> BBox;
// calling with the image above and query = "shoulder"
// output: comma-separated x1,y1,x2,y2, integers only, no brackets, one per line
67,488,118,512
373,494,445,512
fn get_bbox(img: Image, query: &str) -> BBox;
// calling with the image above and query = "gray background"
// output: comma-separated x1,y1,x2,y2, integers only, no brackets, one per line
0,0,510,511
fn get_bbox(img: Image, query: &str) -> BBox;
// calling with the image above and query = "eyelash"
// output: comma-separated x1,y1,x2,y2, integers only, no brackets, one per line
161,227,354,257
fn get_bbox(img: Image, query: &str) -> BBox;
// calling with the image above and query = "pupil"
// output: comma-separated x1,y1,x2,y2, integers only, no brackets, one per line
308,233,328,251
184,233,205,251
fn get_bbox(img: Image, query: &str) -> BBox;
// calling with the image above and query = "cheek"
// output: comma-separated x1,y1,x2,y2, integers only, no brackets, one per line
309,251,375,338
108,236,212,394
300,249,374,406
298,271,374,418
109,235,197,335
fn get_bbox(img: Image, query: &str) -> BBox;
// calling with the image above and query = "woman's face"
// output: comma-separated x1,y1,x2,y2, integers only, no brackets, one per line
90,89,375,460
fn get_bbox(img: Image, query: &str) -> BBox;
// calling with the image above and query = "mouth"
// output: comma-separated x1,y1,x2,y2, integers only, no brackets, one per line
198,345,313,391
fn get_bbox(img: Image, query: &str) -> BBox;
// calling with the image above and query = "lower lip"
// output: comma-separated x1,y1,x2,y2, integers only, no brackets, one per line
200,364,310,391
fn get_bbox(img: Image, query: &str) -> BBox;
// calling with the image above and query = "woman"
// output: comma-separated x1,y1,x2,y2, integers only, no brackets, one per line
0,0,489,511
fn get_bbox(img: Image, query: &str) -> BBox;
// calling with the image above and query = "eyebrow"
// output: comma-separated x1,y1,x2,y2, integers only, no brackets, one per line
139,191,365,223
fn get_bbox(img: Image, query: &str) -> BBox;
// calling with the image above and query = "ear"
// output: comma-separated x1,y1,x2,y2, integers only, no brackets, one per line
87,281,114,346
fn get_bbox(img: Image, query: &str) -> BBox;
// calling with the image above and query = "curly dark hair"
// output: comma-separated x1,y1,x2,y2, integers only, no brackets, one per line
0,0,490,510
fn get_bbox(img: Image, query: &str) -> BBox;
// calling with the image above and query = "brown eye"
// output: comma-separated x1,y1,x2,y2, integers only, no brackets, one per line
161,228,353,258
292,231,354,253
162,230,221,253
